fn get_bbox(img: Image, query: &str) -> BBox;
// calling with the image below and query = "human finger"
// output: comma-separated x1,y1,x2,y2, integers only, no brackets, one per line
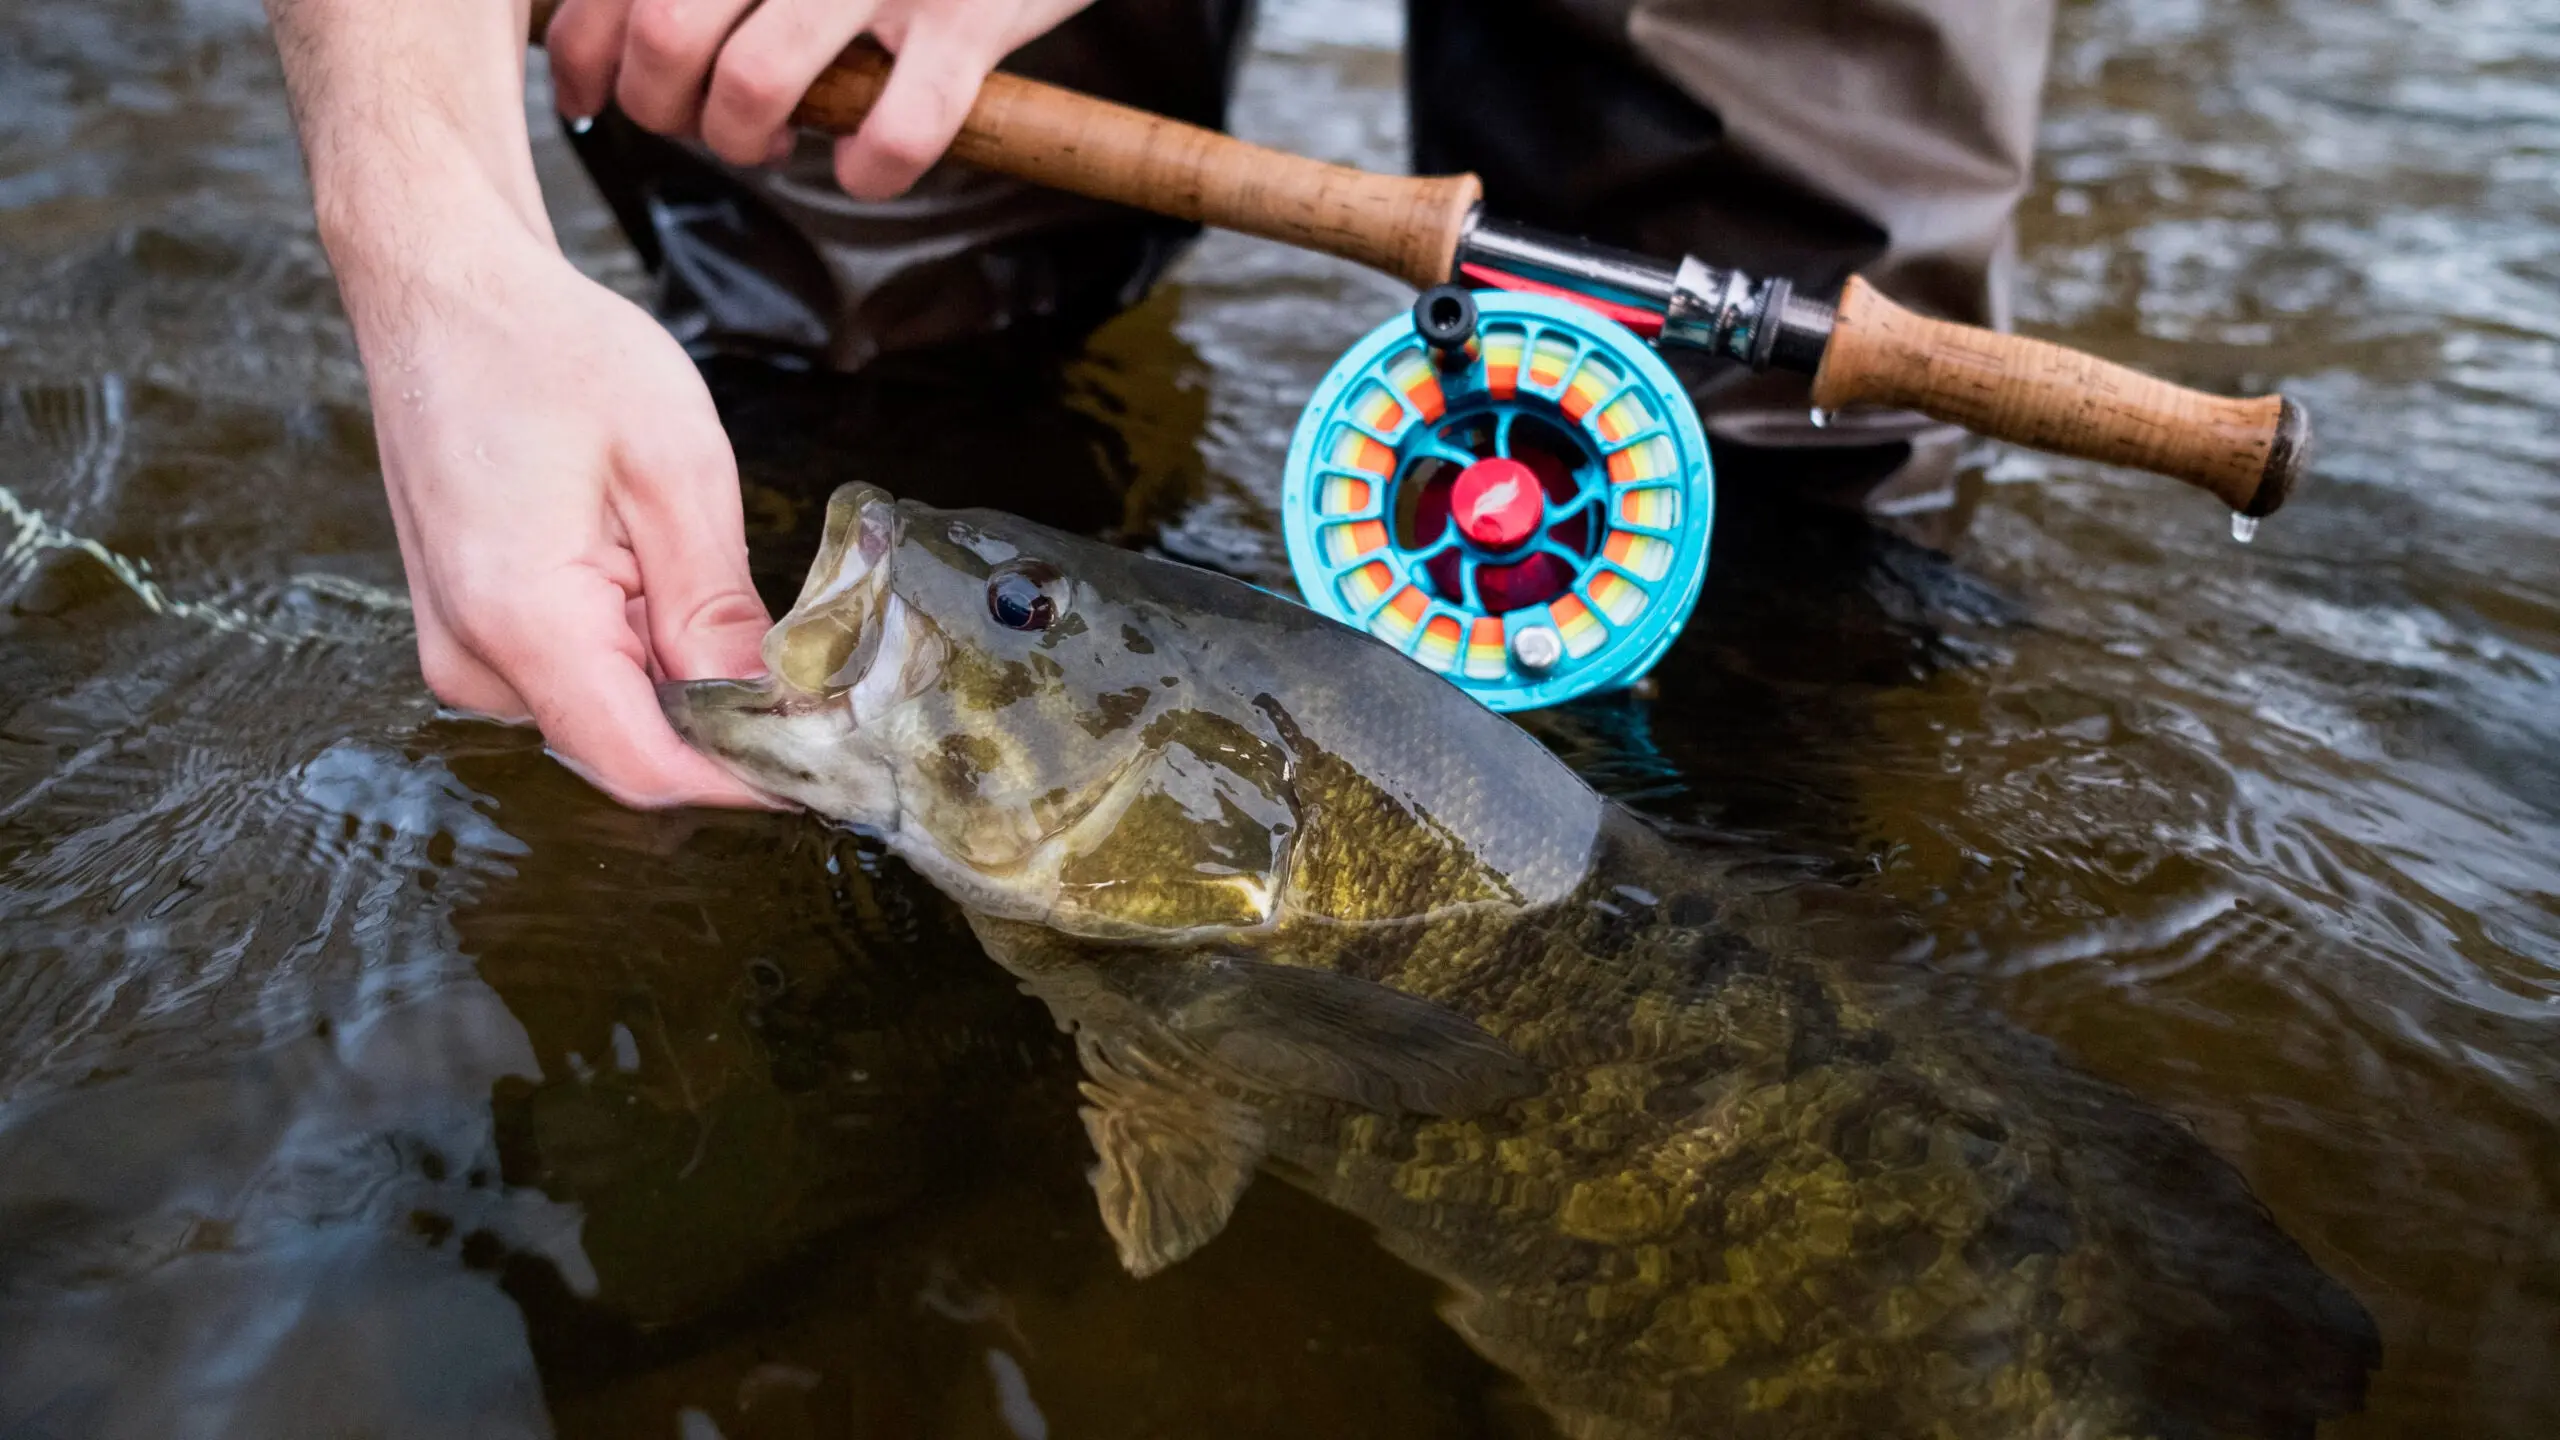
615,0,762,137
623,593,670,684
699,0,880,167
829,15,1003,200
624,494,773,683
544,655,778,808
610,395,773,680
545,0,637,121
416,615,535,722
489,572,778,807
386,501,535,720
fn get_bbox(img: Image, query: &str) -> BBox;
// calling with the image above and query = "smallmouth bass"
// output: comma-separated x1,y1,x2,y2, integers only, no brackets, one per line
662,484,2378,1439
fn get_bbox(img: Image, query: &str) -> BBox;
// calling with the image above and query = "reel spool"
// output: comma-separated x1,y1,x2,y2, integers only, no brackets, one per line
1280,289,1714,711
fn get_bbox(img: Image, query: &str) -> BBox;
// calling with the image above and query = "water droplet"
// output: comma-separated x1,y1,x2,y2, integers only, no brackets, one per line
1807,407,1831,429
567,114,595,136
2230,512,2260,544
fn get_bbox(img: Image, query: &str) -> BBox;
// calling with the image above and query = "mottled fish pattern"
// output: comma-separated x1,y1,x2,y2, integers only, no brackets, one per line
665,485,2378,1440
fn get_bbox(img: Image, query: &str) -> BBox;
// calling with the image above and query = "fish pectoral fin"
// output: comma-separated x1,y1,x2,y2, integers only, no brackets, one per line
1077,1039,1263,1278
1127,955,1541,1118
972,921,1536,1273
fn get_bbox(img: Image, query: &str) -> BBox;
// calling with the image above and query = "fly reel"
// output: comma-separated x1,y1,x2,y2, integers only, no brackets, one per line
1280,288,1714,711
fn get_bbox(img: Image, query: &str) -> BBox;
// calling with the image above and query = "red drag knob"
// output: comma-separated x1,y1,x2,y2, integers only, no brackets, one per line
1450,457,1543,550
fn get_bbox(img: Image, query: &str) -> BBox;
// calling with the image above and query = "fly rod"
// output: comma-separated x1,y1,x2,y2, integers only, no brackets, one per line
524,5,2306,518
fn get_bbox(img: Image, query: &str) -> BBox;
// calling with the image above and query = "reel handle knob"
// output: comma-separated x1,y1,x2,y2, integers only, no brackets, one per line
1809,277,2308,517
1413,285,1479,369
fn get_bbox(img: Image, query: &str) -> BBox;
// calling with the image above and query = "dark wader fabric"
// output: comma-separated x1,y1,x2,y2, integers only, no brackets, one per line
567,0,1259,371
568,0,2052,511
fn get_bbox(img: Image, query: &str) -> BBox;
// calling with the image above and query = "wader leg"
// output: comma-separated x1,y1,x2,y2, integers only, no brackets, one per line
1408,0,2056,518
563,0,1258,373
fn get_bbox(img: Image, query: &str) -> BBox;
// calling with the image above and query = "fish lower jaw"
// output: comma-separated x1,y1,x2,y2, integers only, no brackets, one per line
778,756,900,833
691,706,900,832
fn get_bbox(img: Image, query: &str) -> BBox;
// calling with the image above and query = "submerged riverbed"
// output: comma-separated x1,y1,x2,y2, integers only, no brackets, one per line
2,0,2554,1435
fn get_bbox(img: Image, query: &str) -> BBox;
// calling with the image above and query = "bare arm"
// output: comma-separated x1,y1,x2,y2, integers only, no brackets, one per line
268,0,777,808
269,0,554,291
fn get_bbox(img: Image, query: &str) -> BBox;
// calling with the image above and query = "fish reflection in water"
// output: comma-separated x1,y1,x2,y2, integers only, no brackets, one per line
664,484,2382,1440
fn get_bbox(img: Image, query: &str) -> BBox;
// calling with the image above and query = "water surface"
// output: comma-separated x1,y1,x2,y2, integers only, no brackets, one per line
2,0,2554,1435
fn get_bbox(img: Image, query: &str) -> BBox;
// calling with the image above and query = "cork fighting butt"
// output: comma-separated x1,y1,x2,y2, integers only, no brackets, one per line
1808,277,2308,517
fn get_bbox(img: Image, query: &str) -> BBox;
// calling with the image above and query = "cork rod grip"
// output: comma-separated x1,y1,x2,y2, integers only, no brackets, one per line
526,4,1477,289
1808,277,2307,515
810,54,1478,289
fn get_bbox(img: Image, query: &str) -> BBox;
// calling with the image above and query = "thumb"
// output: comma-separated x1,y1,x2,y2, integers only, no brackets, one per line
653,572,773,681
618,440,774,682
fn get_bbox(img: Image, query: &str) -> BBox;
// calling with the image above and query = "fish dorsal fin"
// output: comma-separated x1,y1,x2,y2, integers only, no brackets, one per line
1075,1035,1263,1278
1115,956,1540,1117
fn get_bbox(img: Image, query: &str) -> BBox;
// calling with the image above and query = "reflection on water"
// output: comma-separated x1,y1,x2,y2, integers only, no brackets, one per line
0,0,2554,1436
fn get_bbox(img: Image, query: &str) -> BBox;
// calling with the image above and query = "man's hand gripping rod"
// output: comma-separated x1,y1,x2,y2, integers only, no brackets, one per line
527,5,2306,517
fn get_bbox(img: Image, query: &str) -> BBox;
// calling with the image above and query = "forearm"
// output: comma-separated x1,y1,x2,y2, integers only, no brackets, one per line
266,0,556,314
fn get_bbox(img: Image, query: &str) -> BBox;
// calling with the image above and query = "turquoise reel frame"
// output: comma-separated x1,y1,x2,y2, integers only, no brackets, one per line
1280,291,1714,711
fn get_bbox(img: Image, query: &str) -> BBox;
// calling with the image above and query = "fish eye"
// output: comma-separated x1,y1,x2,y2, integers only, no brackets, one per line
986,561,1063,632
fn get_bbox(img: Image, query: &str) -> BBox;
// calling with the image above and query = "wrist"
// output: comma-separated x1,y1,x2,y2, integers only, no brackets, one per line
316,159,561,341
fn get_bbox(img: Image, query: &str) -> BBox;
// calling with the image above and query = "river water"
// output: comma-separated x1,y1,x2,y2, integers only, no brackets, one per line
2,1,2554,1436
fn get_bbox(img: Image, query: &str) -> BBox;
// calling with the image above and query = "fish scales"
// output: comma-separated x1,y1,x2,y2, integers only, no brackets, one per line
982,816,2096,1438
664,485,2379,1440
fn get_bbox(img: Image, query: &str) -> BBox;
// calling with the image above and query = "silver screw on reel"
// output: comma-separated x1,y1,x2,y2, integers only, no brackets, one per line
1509,626,1564,674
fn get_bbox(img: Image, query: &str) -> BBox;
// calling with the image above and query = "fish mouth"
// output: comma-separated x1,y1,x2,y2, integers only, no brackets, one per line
655,674,801,784
761,482,900,698
655,483,910,822
655,670,848,789
657,673,830,735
